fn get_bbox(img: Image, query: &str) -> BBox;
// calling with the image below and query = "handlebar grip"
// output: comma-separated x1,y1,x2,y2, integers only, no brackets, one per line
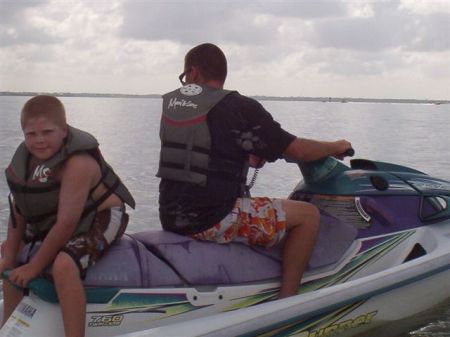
1,269,11,279
343,148,355,157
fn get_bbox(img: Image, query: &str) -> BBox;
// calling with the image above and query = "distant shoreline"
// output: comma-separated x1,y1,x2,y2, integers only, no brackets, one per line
1,91,448,105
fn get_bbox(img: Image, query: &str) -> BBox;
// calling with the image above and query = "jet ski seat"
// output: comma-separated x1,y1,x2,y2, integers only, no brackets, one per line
83,213,357,287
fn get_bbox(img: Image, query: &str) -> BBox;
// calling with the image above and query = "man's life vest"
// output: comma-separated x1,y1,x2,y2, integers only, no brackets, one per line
157,84,249,190
5,126,135,239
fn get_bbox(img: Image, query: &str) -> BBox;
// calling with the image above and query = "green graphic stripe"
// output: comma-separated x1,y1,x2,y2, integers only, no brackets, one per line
225,289,278,312
234,231,416,313
301,231,415,291
330,231,415,284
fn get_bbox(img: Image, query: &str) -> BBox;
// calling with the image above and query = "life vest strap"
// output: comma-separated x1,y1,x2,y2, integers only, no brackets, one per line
160,161,245,183
7,179,60,194
26,210,57,225
8,194,17,228
80,175,121,219
162,141,210,155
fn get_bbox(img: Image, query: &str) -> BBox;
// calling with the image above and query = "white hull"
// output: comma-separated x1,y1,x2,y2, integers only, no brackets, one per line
127,267,450,337
1,224,449,337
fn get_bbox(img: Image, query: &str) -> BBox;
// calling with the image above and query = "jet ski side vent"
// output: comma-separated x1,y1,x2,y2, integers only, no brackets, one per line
404,243,427,263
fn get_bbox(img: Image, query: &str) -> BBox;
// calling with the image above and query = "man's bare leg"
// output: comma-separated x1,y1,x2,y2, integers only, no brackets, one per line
279,199,320,298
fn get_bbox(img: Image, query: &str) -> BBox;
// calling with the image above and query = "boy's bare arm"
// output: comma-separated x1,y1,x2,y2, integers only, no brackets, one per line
9,154,99,285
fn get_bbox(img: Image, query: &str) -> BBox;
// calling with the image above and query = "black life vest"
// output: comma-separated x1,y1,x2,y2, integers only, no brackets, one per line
5,126,135,239
157,84,248,189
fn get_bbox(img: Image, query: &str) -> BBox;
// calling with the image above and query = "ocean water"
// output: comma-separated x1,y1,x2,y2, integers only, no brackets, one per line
0,95,449,336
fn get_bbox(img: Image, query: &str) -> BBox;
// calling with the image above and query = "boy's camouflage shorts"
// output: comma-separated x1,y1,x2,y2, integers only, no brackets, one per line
21,207,128,278
63,207,128,277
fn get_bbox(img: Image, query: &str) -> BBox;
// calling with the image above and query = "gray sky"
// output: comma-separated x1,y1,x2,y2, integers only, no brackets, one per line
1,0,449,99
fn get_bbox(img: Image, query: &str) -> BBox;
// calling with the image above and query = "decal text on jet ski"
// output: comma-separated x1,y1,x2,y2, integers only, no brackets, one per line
297,310,377,337
88,315,124,327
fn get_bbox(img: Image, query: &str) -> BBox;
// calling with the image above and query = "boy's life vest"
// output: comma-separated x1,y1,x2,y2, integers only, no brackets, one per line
157,84,249,190
5,126,135,239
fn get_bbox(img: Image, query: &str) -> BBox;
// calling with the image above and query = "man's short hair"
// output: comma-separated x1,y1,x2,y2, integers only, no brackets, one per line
21,95,67,129
185,43,227,83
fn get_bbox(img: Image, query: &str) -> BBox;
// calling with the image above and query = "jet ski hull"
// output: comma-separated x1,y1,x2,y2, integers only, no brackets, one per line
1,157,449,337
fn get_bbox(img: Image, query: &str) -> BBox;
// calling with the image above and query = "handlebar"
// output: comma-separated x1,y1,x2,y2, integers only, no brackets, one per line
342,148,355,157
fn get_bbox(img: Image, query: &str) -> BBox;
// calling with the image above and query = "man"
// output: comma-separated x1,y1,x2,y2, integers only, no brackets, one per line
157,43,352,298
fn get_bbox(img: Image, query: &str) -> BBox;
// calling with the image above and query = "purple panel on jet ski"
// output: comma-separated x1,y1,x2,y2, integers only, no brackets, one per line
357,196,424,238
309,213,357,268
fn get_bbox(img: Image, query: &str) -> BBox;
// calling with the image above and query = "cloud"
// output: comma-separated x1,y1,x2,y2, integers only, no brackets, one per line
0,0,62,46
254,0,348,19
408,12,450,52
0,0,448,99
303,2,450,53
120,0,279,45
308,16,402,52
400,0,450,15
0,0,46,23
119,1,353,46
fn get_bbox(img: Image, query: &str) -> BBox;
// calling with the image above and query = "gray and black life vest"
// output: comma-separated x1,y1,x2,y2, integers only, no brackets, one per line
5,126,135,239
157,84,248,189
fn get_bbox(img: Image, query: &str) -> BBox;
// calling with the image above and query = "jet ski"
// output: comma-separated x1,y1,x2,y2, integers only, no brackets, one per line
1,154,450,337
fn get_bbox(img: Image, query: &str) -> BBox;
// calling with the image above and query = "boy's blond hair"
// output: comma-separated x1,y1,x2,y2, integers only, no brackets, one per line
21,95,67,129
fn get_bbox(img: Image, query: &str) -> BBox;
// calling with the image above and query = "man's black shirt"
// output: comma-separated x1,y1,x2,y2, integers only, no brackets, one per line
159,91,296,235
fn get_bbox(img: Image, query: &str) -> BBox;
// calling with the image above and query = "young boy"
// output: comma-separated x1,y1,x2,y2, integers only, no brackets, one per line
0,95,135,337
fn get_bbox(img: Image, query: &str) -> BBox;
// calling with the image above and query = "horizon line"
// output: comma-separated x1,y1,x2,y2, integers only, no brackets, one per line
0,91,448,104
